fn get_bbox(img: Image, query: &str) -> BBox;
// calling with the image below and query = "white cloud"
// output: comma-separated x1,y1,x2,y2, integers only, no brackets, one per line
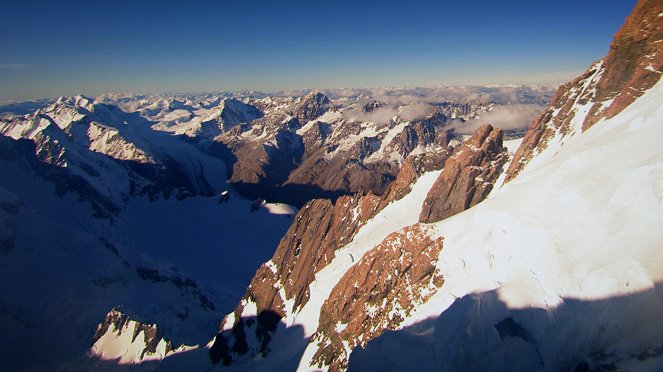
450,104,546,134
342,105,398,124
335,86,551,128
398,102,433,122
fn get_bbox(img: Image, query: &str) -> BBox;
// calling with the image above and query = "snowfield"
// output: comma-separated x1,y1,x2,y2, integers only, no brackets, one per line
347,72,663,371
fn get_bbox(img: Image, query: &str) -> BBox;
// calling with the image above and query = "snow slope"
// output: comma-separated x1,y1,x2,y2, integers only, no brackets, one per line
0,99,295,369
346,68,663,371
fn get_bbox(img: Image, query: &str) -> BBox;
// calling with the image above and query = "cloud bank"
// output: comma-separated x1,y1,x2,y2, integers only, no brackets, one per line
450,104,546,134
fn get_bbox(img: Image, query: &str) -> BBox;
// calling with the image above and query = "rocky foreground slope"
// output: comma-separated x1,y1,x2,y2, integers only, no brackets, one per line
206,1,663,370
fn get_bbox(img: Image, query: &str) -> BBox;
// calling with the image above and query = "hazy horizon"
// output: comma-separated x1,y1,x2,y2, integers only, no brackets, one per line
1,0,636,102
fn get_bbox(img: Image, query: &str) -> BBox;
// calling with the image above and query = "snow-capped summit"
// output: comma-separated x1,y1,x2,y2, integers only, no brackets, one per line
288,91,331,123
202,98,263,133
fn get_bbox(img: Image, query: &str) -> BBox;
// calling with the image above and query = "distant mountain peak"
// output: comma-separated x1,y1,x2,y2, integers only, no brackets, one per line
55,95,95,108
289,91,330,123
203,98,262,133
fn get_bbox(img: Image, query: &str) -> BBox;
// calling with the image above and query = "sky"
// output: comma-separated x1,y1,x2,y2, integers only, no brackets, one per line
0,0,637,102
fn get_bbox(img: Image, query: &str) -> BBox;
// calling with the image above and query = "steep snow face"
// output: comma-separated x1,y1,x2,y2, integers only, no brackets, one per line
202,98,263,133
0,142,295,370
91,308,197,364
0,95,234,215
87,122,154,163
0,96,296,370
346,73,663,371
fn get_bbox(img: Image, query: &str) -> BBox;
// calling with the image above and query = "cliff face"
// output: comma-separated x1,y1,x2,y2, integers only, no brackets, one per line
584,0,663,130
209,143,451,366
379,148,450,207
506,0,663,182
420,124,507,223
209,193,384,364
310,224,444,371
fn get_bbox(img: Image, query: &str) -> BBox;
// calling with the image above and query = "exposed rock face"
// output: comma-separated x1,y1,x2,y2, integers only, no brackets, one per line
289,92,331,123
379,149,450,208
309,224,445,371
419,124,508,223
209,192,384,364
273,194,384,309
505,0,662,182
300,120,332,154
214,93,473,207
201,98,262,133
283,147,398,200
91,308,192,364
229,127,304,188
362,100,383,112
208,136,453,365
281,118,454,206
583,0,663,130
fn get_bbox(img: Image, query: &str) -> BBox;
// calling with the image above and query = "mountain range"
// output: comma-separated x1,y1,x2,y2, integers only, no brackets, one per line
0,0,662,371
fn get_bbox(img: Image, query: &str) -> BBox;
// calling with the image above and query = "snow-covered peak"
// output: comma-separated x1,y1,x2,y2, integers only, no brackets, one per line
202,98,262,132
55,94,95,108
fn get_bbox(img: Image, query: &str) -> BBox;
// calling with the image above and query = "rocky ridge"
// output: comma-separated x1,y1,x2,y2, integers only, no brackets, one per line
506,0,662,182
209,192,385,364
91,308,194,364
420,124,508,223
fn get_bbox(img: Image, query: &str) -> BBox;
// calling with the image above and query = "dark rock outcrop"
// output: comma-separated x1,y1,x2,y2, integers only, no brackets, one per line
419,124,508,223
289,92,331,123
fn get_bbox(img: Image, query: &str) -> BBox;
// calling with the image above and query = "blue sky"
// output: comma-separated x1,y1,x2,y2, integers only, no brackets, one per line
0,0,636,102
